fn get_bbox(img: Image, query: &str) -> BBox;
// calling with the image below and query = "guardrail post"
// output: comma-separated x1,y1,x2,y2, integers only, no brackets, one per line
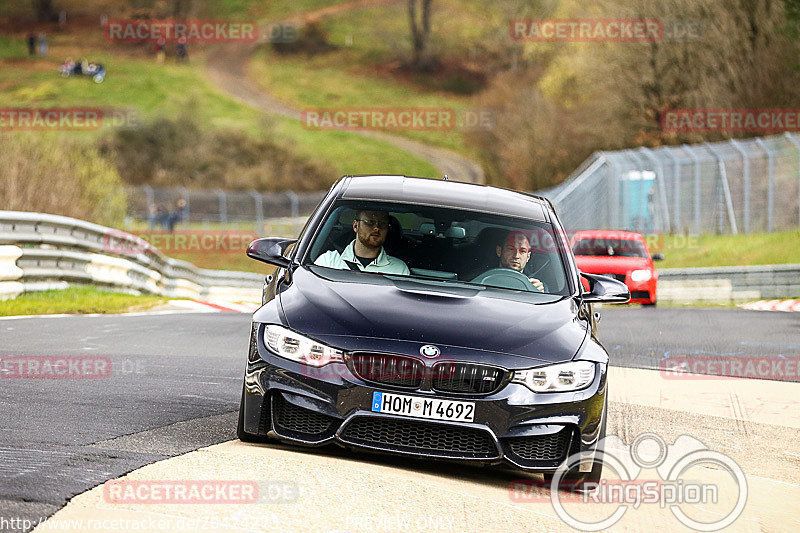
729,139,750,233
783,132,800,230
285,191,299,218
754,138,774,231
681,145,702,234
663,148,682,231
602,153,621,228
215,188,227,224
250,190,264,234
704,143,738,235
639,147,671,233
143,184,154,216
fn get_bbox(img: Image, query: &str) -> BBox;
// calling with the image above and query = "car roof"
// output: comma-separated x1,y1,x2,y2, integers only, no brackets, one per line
572,230,645,240
339,175,549,221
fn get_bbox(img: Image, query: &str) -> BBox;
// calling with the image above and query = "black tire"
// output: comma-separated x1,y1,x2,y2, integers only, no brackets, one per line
544,401,606,490
236,385,271,443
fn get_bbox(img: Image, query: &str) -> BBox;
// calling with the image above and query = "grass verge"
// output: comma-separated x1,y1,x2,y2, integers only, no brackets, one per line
0,31,436,180
0,286,166,317
116,225,800,274
245,0,501,159
655,231,800,269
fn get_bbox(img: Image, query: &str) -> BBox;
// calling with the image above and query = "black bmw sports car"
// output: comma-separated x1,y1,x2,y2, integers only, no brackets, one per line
238,175,628,483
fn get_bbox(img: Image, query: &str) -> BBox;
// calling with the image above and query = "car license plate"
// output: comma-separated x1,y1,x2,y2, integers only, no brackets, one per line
371,391,475,422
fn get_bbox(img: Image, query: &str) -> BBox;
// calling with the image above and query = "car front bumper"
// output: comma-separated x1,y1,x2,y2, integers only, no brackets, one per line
626,277,657,303
241,337,607,473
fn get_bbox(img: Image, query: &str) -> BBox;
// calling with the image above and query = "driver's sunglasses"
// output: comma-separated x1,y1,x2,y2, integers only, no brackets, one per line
357,218,389,229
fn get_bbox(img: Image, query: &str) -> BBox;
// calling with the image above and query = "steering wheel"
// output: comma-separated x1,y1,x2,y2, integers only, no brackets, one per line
470,268,536,291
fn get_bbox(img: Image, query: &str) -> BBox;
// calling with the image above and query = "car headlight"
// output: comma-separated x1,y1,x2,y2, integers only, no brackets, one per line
630,269,652,282
264,325,344,367
512,361,596,392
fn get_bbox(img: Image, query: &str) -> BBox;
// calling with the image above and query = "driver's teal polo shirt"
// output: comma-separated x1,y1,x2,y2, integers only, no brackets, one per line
315,240,410,275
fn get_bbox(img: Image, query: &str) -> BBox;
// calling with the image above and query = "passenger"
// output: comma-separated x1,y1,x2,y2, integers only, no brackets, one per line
61,57,75,76
495,230,544,292
315,209,409,274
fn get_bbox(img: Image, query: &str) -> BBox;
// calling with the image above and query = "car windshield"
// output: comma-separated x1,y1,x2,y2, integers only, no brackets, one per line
572,238,647,258
305,200,571,296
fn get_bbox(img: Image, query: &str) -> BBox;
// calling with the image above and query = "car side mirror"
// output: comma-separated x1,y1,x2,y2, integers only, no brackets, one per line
246,237,297,269
580,272,630,303
652,253,664,261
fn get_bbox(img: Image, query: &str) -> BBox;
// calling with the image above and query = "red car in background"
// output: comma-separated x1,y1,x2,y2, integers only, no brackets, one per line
571,230,663,306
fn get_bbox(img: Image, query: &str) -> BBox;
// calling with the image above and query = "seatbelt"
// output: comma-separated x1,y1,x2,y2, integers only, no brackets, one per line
343,260,362,272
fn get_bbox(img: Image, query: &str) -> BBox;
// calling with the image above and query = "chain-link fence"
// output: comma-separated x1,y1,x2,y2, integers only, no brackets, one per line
543,133,800,234
128,133,800,235
126,186,326,227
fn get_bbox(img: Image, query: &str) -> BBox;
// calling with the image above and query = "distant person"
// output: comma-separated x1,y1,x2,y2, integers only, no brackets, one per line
166,199,185,232
27,33,36,56
165,199,186,232
176,37,188,62
147,204,158,230
60,57,74,76
154,37,166,63
156,203,168,229
37,33,48,56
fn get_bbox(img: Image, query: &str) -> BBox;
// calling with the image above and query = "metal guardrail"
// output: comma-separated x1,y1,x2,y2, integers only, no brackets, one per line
657,264,800,303
0,211,265,301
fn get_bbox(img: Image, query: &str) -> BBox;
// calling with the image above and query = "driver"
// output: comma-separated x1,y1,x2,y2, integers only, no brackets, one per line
496,230,545,292
315,209,409,275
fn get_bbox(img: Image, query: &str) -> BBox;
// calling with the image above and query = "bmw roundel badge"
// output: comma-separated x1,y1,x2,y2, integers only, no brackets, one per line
420,345,440,358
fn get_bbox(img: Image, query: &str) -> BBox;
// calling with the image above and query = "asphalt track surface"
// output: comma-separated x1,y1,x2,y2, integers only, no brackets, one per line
1,307,798,531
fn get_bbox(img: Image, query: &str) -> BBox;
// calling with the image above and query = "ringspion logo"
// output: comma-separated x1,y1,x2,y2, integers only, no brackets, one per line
510,432,747,531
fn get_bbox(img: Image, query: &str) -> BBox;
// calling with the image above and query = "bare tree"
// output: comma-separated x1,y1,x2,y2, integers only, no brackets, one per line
408,0,433,68
31,0,56,21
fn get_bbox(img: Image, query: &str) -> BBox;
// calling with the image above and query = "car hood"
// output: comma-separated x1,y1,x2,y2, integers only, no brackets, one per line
270,266,588,365
575,255,652,274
